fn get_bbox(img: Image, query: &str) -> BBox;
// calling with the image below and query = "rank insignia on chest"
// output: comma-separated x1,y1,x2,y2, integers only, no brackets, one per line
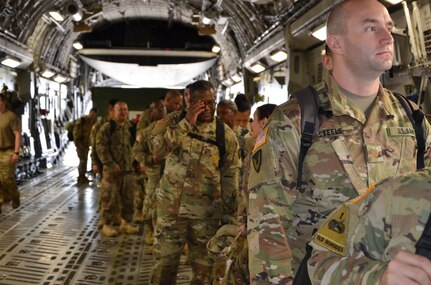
252,149,262,173
313,204,349,256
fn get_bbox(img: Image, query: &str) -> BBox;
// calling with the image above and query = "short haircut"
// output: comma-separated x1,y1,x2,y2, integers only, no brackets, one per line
217,100,238,112
234,94,251,112
189,80,215,100
165,90,182,100
108,98,119,107
326,0,353,36
90,107,98,113
256,104,277,120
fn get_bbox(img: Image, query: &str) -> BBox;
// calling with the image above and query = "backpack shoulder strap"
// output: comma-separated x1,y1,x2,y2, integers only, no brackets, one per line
292,85,321,190
109,119,116,136
392,92,426,170
216,118,226,168
416,210,431,259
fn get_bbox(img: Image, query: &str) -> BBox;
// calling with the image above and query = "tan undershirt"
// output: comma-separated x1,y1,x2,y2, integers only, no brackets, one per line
340,86,377,118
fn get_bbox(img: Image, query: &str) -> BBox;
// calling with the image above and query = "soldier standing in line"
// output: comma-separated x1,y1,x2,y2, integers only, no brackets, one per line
73,107,97,185
0,93,21,212
96,101,139,237
90,99,119,181
132,98,167,243
308,168,431,285
247,0,431,283
149,80,240,285
217,100,238,130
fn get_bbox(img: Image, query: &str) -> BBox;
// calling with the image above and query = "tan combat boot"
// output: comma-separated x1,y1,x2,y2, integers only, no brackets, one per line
102,224,118,237
134,210,143,223
119,219,139,234
143,221,154,245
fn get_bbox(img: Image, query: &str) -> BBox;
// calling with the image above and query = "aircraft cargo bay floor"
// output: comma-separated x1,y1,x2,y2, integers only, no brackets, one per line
0,146,192,285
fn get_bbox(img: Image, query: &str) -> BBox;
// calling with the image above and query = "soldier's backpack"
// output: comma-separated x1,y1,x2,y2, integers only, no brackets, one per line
292,85,426,285
187,118,226,169
66,120,76,141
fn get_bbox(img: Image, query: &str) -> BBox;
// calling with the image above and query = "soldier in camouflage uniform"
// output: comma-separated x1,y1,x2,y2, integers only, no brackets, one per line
132,98,167,240
308,168,431,285
247,0,431,283
91,99,118,179
217,100,237,130
149,80,240,285
73,108,97,184
96,101,139,237
0,93,21,212
234,94,252,162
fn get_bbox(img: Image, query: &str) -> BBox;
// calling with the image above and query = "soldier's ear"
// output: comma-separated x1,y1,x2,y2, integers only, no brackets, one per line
327,35,342,55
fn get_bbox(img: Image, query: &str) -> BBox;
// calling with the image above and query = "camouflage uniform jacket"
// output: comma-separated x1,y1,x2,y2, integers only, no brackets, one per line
137,108,152,131
151,116,240,220
90,116,109,164
73,115,95,149
308,167,431,284
96,119,134,172
247,76,431,284
132,121,162,176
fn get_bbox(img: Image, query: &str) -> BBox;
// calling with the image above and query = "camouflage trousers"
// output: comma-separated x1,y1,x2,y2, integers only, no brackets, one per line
76,147,89,177
100,170,136,225
222,236,249,285
0,150,19,203
143,169,161,223
150,216,220,285
134,174,146,213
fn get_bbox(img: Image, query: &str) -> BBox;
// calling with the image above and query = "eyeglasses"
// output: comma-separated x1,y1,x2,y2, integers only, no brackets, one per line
191,100,216,108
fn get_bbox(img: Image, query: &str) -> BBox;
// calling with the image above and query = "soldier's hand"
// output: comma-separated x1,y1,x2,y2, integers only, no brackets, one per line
381,250,431,285
139,163,146,174
92,164,100,174
185,100,205,125
112,164,122,174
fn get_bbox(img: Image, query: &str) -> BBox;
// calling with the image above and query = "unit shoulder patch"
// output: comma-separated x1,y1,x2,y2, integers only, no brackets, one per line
313,204,349,256
252,149,262,173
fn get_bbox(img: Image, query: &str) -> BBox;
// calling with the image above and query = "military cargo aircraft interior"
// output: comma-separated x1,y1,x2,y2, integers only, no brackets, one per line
0,0,430,284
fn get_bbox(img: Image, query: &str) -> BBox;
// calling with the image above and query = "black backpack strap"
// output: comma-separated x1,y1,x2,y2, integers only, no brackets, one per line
109,119,116,135
416,211,431,259
292,86,321,190
216,118,226,168
292,243,313,285
392,92,426,170
187,119,226,169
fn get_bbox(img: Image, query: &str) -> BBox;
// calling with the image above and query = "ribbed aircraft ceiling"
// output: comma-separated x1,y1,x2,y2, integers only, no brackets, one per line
0,0,316,85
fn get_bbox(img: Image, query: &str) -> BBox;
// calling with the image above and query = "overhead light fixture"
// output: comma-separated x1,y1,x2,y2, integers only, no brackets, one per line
250,62,266,74
385,0,402,4
231,74,242,83
72,11,83,22
72,41,83,50
212,45,221,53
310,25,327,41
49,11,64,22
201,16,212,25
41,70,56,78
1,56,21,68
270,50,288,62
53,75,67,83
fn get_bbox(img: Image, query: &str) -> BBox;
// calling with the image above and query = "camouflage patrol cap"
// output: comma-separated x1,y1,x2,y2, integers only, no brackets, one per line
206,224,238,261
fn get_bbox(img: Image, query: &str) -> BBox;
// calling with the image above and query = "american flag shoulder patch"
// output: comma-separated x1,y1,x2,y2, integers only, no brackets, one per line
252,128,268,153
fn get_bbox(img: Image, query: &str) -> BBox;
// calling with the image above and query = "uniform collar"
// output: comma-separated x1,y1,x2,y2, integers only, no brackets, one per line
324,76,394,124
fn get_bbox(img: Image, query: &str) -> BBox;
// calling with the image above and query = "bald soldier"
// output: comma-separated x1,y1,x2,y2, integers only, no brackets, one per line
247,0,431,283
308,168,431,285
